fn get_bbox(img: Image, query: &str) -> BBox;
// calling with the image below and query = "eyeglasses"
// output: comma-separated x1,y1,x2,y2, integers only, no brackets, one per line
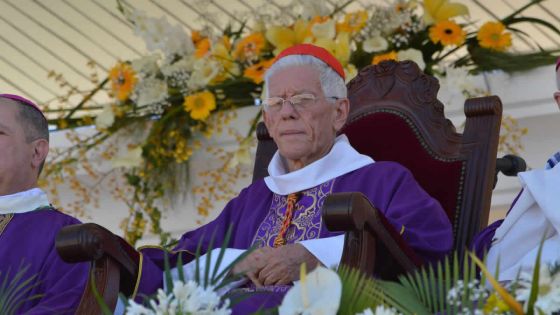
262,93,340,113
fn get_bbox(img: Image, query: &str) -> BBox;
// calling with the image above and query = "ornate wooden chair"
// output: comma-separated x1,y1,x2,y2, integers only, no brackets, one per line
56,60,502,312
254,60,502,278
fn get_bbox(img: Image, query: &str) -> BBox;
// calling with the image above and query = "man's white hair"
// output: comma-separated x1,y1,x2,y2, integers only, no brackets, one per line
264,55,347,100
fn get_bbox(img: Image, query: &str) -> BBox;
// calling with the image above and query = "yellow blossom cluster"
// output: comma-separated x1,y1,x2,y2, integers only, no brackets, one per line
499,115,528,156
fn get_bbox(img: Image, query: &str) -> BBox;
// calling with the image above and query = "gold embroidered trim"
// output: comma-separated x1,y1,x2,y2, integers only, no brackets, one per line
0,214,14,237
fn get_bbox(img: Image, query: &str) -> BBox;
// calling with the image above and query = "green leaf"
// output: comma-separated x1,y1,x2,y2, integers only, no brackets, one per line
211,224,234,284
176,252,185,283
204,228,219,289
213,246,256,291
194,234,204,285
526,231,548,315
163,251,173,294
468,45,558,73
505,16,560,37
501,0,546,24
377,280,431,315
89,267,114,315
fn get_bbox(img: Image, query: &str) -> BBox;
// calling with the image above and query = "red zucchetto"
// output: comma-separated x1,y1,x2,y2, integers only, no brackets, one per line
275,44,345,80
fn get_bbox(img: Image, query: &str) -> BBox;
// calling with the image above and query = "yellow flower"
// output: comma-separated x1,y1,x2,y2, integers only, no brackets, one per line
195,38,211,58
57,119,68,129
313,38,335,55
469,253,524,315
244,59,274,84
483,293,511,314
191,30,204,45
429,20,466,46
337,11,368,33
183,91,216,121
233,33,265,61
108,63,137,102
266,20,312,55
477,21,512,52
344,64,358,83
211,42,239,82
372,51,398,65
423,0,469,25
334,32,351,66
227,138,253,169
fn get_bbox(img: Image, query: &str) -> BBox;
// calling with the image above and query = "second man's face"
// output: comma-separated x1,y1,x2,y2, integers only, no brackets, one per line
0,100,35,195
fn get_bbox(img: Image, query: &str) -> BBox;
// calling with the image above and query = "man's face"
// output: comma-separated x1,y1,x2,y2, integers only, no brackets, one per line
263,65,349,169
0,100,38,195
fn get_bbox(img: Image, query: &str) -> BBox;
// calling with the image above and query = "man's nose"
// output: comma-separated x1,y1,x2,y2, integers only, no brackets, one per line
279,100,298,119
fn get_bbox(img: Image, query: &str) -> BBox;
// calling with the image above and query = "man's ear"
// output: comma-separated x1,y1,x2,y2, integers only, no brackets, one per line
554,91,560,110
31,139,49,170
333,98,350,132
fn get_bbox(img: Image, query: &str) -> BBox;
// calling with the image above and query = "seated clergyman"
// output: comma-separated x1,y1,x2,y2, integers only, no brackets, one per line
133,44,453,313
472,57,560,281
0,94,89,313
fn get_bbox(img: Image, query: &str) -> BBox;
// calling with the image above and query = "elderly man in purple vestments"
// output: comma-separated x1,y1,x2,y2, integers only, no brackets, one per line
472,58,560,282
0,94,89,314
133,44,453,314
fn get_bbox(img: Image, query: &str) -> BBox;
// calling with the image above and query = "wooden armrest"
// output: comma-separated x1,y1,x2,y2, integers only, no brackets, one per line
55,223,140,296
322,192,421,280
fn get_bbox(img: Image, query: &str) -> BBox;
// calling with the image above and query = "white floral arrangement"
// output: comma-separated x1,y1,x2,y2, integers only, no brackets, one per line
125,280,231,315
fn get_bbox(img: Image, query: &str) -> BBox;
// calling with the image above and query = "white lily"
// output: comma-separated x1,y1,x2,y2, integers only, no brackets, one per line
278,266,342,315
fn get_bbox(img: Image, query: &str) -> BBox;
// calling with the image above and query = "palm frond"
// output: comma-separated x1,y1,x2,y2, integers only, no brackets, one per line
375,252,487,315
337,266,429,315
0,264,42,315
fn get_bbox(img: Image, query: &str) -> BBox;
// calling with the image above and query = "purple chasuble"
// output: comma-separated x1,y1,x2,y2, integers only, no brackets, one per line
0,208,89,314
138,162,452,314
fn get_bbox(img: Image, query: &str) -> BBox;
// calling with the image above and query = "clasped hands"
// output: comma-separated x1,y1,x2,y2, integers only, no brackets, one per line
231,243,320,287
